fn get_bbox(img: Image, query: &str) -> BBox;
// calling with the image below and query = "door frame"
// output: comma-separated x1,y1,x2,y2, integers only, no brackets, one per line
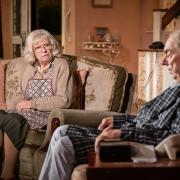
11,0,31,57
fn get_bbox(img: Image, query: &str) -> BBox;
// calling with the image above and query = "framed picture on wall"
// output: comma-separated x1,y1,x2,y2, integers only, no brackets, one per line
94,27,109,42
92,0,112,8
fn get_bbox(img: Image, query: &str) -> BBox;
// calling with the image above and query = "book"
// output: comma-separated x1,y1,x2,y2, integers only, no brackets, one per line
99,140,157,163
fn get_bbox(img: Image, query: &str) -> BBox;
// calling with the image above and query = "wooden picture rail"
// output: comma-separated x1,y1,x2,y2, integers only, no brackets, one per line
162,0,180,30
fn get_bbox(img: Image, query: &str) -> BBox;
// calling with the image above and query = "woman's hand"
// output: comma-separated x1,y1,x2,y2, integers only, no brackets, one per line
95,125,121,153
16,100,32,111
98,117,113,130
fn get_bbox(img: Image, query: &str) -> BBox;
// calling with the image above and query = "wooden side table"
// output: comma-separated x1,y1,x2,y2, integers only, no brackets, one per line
87,153,180,180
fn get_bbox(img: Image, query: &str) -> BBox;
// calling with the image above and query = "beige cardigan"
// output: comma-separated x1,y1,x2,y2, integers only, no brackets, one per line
13,57,74,111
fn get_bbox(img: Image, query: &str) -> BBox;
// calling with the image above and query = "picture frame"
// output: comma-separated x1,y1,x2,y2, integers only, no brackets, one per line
92,0,112,8
94,27,109,42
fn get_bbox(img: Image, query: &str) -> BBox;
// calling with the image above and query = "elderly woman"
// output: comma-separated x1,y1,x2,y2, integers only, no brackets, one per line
0,29,74,180
15,29,74,129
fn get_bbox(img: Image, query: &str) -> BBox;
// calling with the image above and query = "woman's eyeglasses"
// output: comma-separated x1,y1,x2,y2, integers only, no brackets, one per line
34,43,52,53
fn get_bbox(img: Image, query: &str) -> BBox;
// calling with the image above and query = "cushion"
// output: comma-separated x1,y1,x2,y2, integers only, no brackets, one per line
0,61,6,109
72,57,128,112
5,57,27,110
120,73,137,114
73,70,89,109
0,58,27,110
110,62,128,112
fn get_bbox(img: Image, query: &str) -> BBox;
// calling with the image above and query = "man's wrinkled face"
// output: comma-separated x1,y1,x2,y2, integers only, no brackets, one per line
162,39,180,82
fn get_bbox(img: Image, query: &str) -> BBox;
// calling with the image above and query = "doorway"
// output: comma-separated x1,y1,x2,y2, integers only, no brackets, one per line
12,0,62,58
31,0,61,44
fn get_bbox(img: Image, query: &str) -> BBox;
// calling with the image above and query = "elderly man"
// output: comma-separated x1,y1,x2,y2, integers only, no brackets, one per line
39,30,180,180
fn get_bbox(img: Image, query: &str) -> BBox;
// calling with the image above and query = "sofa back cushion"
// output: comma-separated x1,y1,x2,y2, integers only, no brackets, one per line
6,58,29,110
0,58,28,110
70,56,128,112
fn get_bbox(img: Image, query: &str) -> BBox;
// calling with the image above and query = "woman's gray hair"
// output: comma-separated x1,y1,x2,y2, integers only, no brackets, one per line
23,29,61,64
168,30,180,50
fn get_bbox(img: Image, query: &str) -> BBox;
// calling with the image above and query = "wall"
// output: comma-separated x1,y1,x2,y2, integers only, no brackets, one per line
1,0,160,74
64,0,159,74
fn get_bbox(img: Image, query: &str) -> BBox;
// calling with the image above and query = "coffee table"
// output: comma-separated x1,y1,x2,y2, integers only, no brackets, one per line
87,153,180,180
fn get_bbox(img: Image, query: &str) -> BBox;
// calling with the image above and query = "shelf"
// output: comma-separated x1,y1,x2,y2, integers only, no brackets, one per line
82,42,120,64
82,41,120,51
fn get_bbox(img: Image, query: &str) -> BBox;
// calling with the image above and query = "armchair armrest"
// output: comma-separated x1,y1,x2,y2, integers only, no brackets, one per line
50,109,121,127
40,109,121,150
40,109,63,150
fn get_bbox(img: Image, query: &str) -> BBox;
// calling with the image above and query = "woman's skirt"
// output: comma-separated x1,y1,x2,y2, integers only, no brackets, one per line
0,110,29,150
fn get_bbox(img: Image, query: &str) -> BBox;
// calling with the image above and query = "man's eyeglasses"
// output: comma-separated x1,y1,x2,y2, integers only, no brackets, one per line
34,43,52,53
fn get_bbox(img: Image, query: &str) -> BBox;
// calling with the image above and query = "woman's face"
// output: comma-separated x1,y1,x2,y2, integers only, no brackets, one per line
33,38,53,65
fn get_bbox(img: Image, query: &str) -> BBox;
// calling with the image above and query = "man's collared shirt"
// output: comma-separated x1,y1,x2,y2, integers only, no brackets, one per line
113,83,180,145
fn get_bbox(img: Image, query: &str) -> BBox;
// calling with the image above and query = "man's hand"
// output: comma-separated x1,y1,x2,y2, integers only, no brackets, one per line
16,100,32,111
95,125,121,153
98,117,113,130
